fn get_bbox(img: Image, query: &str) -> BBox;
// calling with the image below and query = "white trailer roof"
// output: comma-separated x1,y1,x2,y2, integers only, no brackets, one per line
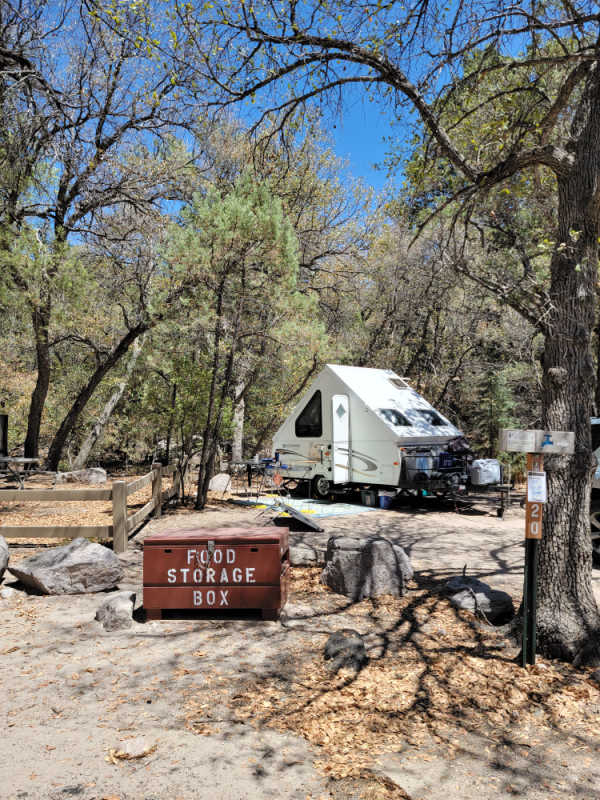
327,364,462,440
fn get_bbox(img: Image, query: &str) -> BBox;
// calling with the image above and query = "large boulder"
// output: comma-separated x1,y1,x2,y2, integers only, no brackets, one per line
324,629,368,672
444,575,514,625
320,535,413,601
0,535,8,582
96,591,136,631
56,468,107,485
8,537,123,594
208,472,231,493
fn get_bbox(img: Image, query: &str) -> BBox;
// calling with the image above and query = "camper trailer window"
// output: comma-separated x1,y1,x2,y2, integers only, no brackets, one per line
295,390,323,437
379,408,411,427
411,409,446,426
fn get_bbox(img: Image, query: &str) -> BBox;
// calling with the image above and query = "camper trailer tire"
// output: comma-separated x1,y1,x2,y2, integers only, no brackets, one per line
312,475,331,499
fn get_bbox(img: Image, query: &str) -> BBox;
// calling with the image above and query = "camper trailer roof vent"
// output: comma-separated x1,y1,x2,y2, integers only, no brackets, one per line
388,376,411,391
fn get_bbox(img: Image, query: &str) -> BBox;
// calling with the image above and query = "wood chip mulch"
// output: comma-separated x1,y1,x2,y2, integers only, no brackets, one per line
186,569,600,785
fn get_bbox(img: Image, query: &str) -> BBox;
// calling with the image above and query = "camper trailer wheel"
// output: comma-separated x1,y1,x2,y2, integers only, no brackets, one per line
312,475,330,499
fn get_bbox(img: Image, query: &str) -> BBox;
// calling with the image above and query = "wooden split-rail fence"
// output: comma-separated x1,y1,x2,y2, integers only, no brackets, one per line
0,463,182,553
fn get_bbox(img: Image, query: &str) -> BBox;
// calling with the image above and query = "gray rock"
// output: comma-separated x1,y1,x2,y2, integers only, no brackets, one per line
8,537,123,594
320,535,413,601
289,542,326,566
111,736,157,759
96,591,136,631
444,576,514,624
208,472,231,492
0,535,8,582
279,602,317,623
324,629,368,672
0,586,16,600
56,467,107,485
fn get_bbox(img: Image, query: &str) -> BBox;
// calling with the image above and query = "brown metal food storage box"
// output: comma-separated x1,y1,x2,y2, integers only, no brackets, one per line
143,527,289,620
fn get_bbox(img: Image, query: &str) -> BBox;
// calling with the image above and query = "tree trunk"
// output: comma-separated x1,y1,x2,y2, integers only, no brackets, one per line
595,299,600,416
71,336,145,470
196,265,246,510
165,383,177,465
231,378,245,463
195,280,226,510
24,301,51,459
45,323,148,470
536,67,600,663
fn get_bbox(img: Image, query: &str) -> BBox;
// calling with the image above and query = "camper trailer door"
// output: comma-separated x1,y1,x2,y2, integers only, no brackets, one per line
332,394,351,484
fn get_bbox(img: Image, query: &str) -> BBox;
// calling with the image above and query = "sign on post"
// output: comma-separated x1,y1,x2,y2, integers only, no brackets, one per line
527,472,547,504
498,430,574,666
498,429,575,454
525,455,544,542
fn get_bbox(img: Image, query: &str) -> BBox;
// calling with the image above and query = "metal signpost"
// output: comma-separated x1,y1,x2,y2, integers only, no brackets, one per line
498,429,575,667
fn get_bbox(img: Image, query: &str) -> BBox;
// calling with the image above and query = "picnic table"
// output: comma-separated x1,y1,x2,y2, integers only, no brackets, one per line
0,457,43,489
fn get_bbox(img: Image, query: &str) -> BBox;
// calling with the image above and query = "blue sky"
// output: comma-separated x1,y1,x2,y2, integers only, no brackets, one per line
328,90,404,194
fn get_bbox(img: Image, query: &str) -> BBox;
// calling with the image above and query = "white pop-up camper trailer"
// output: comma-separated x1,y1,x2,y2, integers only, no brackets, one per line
271,364,470,498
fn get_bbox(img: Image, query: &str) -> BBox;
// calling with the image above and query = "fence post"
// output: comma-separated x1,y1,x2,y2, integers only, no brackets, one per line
152,462,162,518
112,480,127,554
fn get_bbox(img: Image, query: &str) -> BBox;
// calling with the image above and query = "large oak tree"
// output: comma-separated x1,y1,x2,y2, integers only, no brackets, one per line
142,0,600,662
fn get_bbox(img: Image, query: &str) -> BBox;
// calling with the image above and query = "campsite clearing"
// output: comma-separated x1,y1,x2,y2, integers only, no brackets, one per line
2,495,600,800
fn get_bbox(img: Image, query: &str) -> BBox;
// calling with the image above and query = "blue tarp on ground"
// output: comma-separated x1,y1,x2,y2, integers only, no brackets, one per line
231,495,378,518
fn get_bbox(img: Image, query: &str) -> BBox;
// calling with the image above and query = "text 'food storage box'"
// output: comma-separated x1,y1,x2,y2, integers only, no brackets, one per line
143,527,289,620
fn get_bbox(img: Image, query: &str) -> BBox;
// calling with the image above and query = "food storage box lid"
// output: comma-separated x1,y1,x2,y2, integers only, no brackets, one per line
143,526,287,546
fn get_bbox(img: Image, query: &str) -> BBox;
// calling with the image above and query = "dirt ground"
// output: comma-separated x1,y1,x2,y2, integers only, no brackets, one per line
2,492,600,800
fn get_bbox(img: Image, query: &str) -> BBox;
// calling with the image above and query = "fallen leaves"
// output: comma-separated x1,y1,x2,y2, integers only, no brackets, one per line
181,570,600,783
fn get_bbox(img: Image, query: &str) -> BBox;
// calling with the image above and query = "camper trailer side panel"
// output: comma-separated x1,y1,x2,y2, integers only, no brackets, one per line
272,370,335,482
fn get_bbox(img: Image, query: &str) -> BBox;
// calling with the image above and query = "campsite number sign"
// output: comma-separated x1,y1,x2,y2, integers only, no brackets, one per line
525,502,543,540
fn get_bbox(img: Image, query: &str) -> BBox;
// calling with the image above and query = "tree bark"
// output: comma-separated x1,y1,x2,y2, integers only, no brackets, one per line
231,378,246,463
595,295,600,416
195,278,226,510
165,382,177,466
71,335,145,470
24,300,51,459
45,323,148,470
536,66,600,662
